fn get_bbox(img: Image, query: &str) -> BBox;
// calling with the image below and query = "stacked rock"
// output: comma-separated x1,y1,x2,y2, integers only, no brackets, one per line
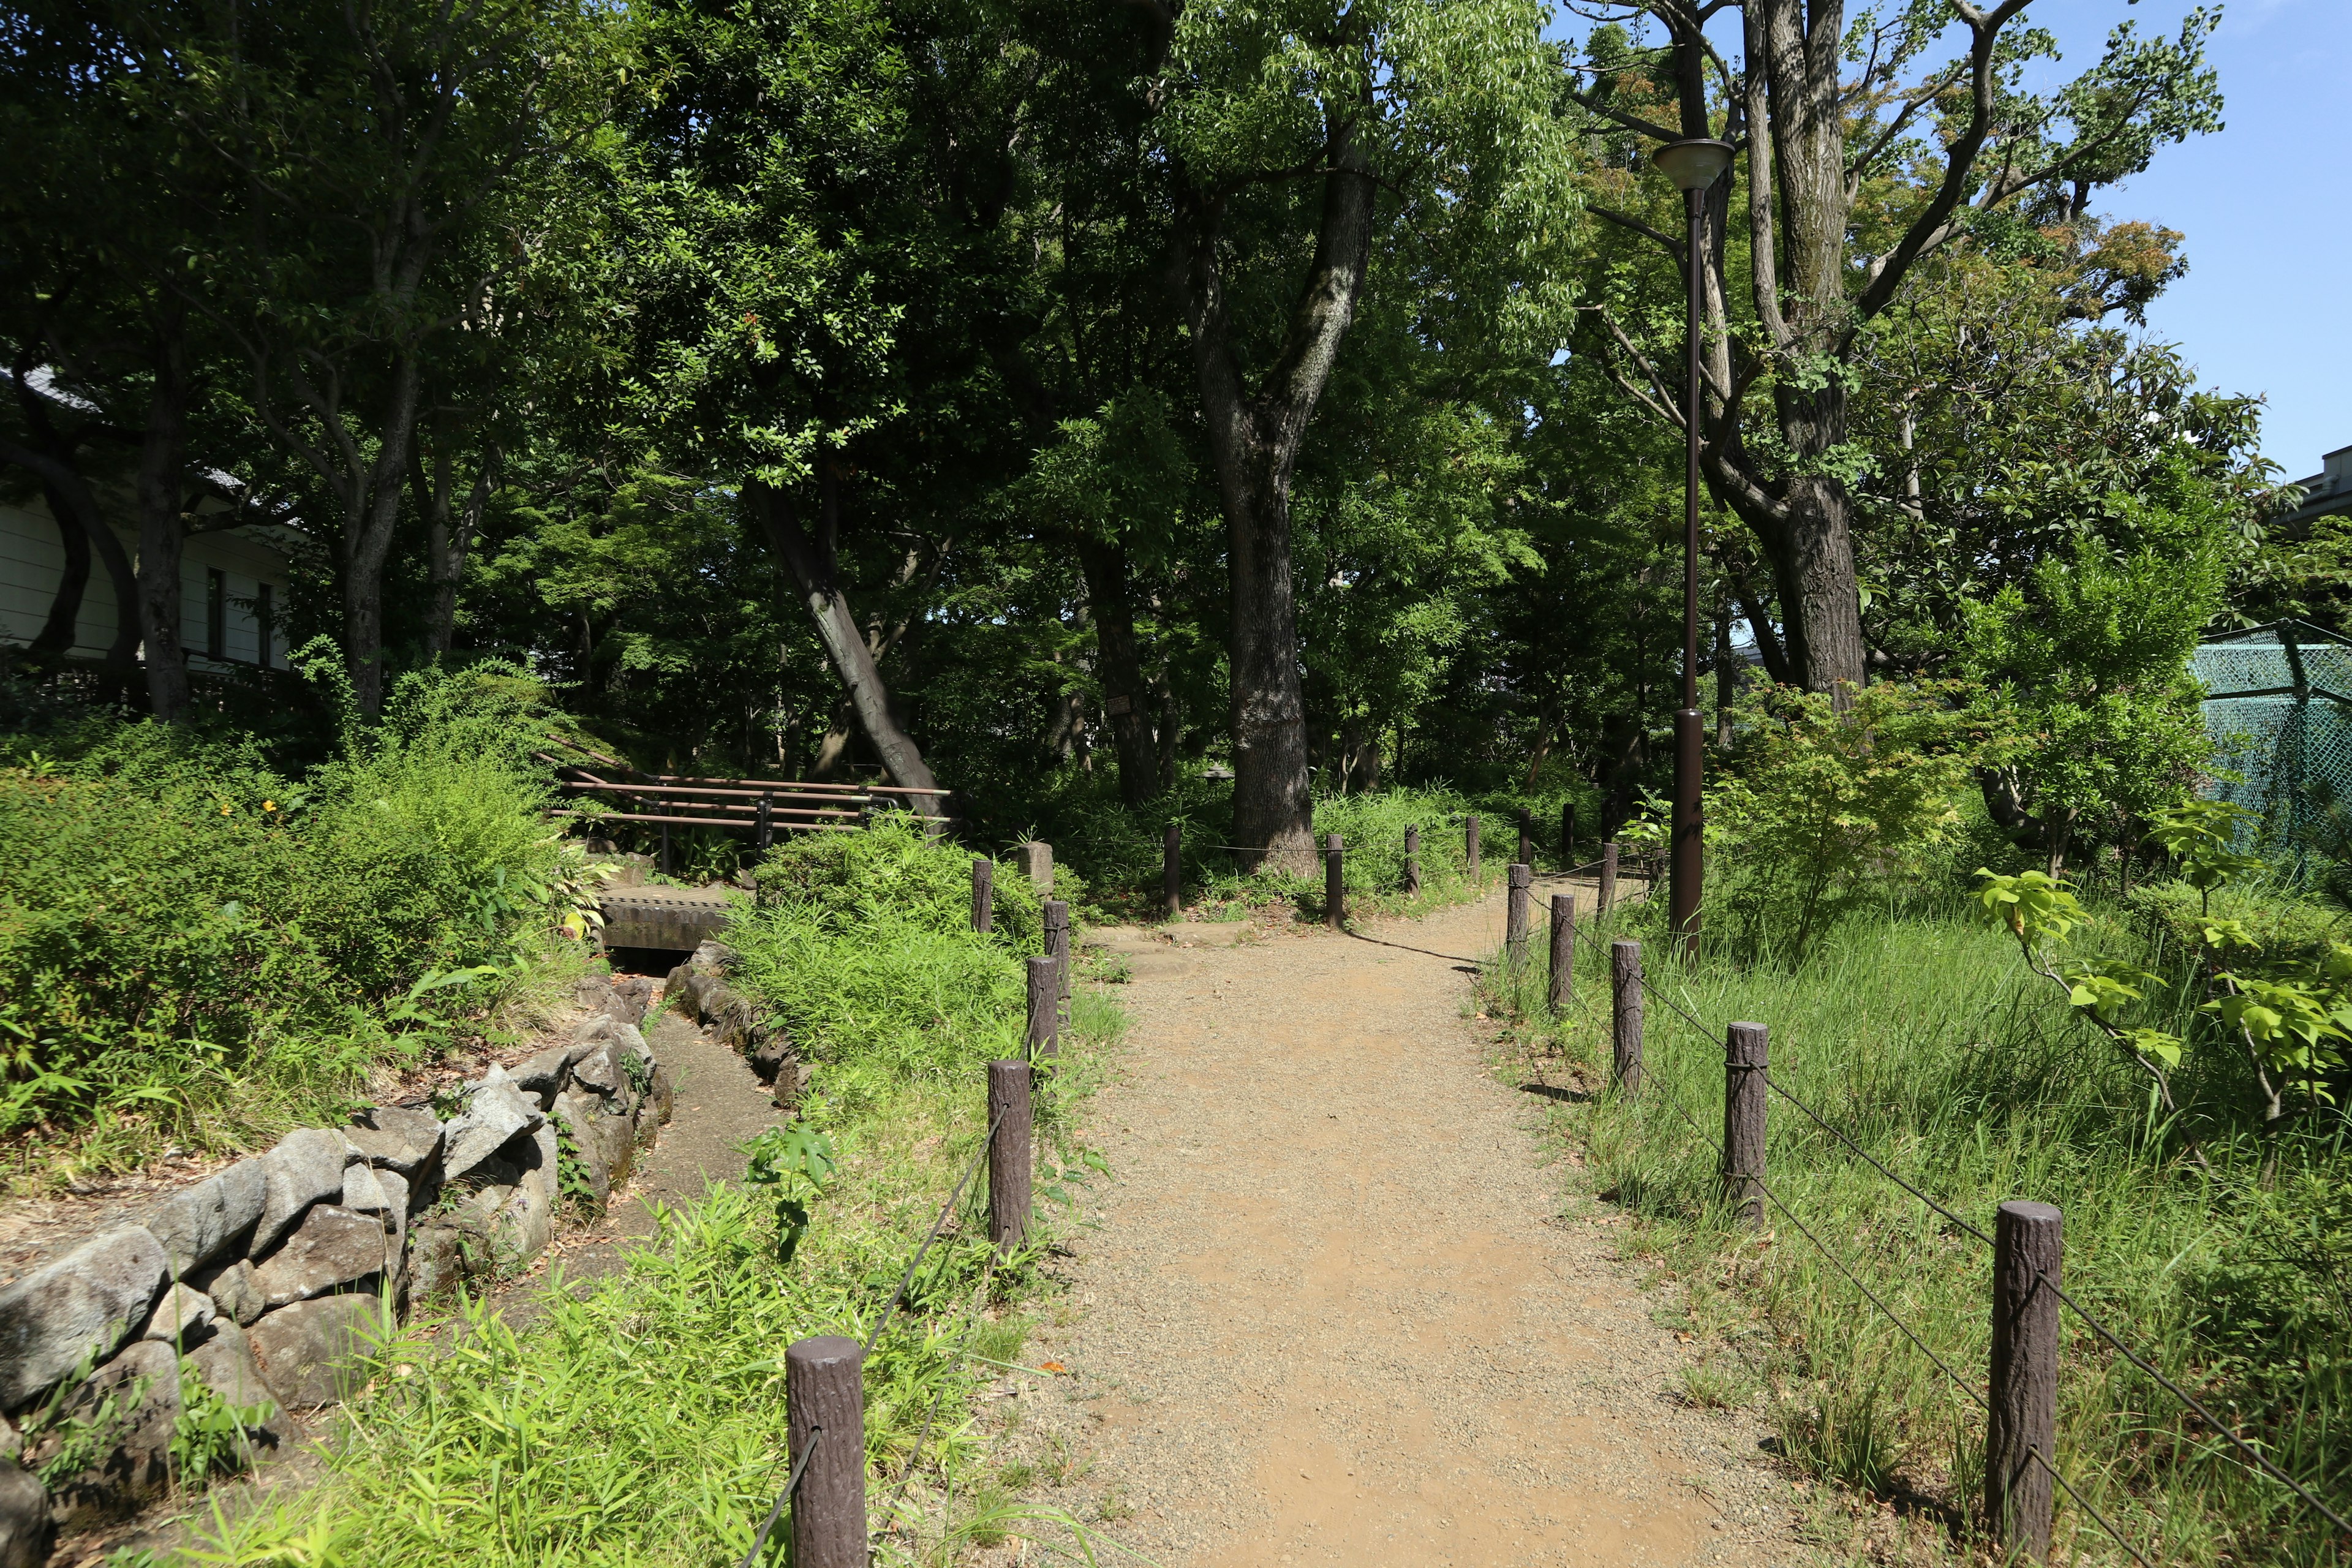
0,974,671,1562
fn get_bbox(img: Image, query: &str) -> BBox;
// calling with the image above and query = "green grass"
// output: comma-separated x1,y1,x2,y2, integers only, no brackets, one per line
1478,894,2352,1567
175,824,1131,1567
0,668,598,1187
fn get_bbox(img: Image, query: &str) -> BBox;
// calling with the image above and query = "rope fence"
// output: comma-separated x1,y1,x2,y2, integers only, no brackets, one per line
1518,912,2348,1561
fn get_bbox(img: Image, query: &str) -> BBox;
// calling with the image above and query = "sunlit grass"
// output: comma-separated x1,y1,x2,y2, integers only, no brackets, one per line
1479,895,2352,1567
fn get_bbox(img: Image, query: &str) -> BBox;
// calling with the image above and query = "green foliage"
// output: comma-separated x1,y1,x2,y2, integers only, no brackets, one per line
1490,900,2352,1566
170,1359,272,1490
741,1118,839,1264
0,668,576,1164
1964,506,2223,854
1695,682,1982,960
731,820,1035,1124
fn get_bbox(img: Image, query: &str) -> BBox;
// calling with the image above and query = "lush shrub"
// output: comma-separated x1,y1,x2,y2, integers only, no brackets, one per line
1631,682,1985,962
731,820,1046,1122
0,667,578,1161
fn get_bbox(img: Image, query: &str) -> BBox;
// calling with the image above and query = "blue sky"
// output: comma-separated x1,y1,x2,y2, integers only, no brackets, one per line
2071,0,2352,480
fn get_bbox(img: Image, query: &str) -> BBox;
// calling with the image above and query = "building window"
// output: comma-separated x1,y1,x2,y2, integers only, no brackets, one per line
257,582,274,668
206,569,225,660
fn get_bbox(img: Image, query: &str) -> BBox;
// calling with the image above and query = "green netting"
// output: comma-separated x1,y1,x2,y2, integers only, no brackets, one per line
2195,622,2352,875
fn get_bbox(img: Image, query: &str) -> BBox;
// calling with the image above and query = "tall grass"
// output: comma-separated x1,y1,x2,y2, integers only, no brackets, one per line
182,822,1126,1566
1481,895,2352,1567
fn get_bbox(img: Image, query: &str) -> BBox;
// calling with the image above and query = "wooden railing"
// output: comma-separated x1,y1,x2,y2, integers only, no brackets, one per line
536,734,952,847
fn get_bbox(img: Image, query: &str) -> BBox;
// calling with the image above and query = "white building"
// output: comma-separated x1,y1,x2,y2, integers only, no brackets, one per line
0,494,298,672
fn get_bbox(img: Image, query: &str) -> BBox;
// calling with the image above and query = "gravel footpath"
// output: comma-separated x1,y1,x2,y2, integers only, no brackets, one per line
997,882,1815,1568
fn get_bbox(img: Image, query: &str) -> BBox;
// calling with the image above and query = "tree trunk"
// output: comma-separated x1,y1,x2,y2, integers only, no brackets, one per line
744,479,941,812
415,435,494,658
1222,452,1314,864
134,302,194,723
1172,107,1376,871
341,350,425,719
1076,538,1160,805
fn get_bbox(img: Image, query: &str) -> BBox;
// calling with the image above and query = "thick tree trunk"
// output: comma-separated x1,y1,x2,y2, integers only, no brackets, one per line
1223,454,1314,864
1174,106,1376,872
1782,477,1865,697
1076,538,1160,805
135,305,194,723
28,485,89,658
415,439,493,658
745,480,942,812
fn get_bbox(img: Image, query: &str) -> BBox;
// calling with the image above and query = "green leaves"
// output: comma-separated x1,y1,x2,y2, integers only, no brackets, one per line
741,1118,839,1265
2149,801,2265,894
2207,975,2351,1093
1973,867,2086,945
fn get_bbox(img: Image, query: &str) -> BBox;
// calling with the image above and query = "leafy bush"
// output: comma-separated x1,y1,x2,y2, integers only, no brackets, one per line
0,666,579,1163
1644,682,1984,961
731,820,1042,1122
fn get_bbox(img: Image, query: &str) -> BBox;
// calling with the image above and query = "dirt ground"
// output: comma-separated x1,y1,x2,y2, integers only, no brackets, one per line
998,878,1816,1568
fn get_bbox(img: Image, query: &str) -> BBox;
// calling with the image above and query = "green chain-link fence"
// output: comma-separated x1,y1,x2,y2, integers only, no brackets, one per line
2195,620,2352,880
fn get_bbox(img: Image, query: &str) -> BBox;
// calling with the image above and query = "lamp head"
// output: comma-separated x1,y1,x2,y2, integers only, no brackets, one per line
1652,138,1734,192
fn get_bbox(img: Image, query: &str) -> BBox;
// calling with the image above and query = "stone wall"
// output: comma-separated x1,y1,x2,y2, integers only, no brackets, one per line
0,974,674,1564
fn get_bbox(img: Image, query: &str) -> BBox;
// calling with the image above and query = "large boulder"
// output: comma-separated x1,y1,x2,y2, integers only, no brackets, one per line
439,1067,542,1187
549,1093,613,1213
253,1129,355,1256
0,1226,167,1412
0,1459,47,1568
247,1295,391,1408
342,1105,443,1181
143,1160,267,1278
491,1122,559,1266
32,1339,178,1527
250,1207,392,1311
512,1038,598,1107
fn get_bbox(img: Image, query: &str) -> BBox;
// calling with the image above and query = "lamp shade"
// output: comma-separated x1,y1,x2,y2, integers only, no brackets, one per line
1652,138,1733,192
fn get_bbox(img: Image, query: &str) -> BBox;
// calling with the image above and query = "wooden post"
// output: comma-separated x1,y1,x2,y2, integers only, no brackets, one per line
1516,807,1533,869
1561,801,1575,867
1163,822,1182,918
786,1335,866,1568
1043,899,1071,1004
1610,939,1643,1095
1025,956,1059,1060
971,857,994,934
1465,816,1481,881
1987,1200,2062,1561
1506,864,1531,965
1723,1022,1767,1229
987,1060,1035,1255
1403,825,1421,895
1324,832,1345,930
659,818,671,877
1599,841,1619,914
757,792,774,854
1548,894,1575,1016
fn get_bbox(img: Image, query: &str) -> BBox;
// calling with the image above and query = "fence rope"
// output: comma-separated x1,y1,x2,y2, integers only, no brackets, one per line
737,1425,823,1568
2038,1270,2352,1537
866,1106,1008,1355
1616,977,2169,1567
1634,973,1996,1248
1630,967,2350,1541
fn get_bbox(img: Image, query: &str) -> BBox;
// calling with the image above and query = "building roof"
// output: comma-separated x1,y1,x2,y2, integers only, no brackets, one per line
2275,444,2352,530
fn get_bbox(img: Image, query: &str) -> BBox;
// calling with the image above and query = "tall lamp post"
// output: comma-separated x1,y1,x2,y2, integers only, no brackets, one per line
1652,137,1732,951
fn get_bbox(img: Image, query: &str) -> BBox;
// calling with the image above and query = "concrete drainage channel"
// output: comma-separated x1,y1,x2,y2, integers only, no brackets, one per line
0,976,679,1566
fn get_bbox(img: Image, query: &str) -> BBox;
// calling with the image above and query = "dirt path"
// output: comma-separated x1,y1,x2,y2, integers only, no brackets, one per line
1009,880,1811,1568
